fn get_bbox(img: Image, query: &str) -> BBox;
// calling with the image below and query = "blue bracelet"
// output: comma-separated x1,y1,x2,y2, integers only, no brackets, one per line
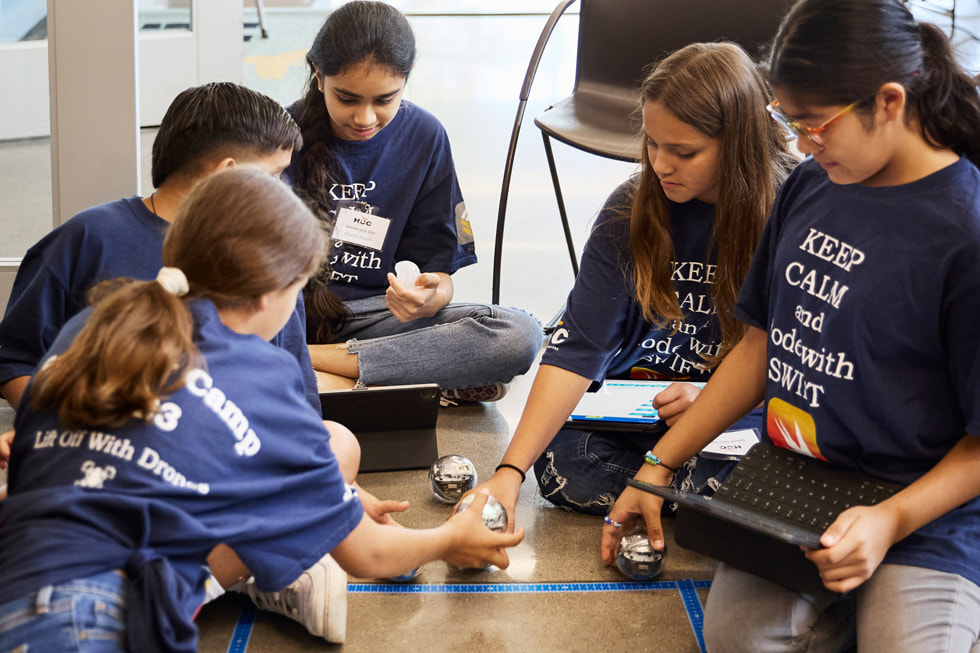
643,451,677,473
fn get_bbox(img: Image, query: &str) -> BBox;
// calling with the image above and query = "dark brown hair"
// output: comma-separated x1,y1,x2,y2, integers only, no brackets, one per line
151,82,302,188
30,168,325,428
768,0,980,166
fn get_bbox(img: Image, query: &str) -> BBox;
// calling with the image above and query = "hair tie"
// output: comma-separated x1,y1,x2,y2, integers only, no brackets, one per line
156,267,189,296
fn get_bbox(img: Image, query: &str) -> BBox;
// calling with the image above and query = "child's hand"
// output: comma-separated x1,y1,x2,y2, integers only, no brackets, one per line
600,463,673,565
355,482,409,526
803,502,900,593
652,383,702,426
456,472,523,534
442,491,525,569
385,272,449,322
0,430,14,470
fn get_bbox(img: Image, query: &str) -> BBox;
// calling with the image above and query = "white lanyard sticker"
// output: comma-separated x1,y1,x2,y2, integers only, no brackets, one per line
332,207,391,251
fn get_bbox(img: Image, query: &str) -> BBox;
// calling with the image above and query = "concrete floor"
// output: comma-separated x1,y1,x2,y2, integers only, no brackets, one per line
193,382,717,652
2,3,978,652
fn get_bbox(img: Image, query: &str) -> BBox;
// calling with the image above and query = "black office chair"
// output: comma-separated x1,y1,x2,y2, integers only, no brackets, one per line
491,0,795,305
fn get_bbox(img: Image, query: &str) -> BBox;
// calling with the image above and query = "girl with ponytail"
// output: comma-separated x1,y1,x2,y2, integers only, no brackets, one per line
0,167,522,652
603,2,980,650
285,1,542,401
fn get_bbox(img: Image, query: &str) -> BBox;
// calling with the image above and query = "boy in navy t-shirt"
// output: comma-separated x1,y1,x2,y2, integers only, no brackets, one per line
0,82,349,639
0,82,317,414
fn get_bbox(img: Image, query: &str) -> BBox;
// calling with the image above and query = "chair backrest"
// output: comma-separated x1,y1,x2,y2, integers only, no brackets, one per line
574,0,797,102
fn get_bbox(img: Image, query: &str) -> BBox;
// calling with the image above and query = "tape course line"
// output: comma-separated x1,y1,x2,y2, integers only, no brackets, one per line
226,598,257,653
228,579,712,652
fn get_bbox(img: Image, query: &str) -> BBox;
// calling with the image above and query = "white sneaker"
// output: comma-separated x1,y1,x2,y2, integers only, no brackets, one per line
240,554,347,643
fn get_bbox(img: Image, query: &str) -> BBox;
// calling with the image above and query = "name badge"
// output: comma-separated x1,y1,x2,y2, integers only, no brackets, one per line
332,207,391,251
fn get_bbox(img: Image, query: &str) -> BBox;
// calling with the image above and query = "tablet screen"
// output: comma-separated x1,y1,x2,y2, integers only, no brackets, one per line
568,380,705,425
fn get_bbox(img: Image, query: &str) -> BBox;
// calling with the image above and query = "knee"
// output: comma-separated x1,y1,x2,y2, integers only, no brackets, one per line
325,420,360,483
533,449,615,516
703,611,744,653
703,570,760,653
494,308,543,372
702,564,820,653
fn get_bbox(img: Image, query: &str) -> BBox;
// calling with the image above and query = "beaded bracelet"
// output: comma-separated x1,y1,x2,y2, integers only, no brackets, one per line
643,450,677,473
495,463,526,483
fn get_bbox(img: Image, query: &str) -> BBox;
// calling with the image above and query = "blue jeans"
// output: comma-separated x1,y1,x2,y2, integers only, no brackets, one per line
533,409,763,515
703,562,980,653
338,296,543,389
0,570,127,652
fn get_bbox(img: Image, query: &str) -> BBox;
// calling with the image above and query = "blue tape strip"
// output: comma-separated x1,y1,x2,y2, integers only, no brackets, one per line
228,579,713,652
226,597,257,653
349,580,679,594
678,578,707,653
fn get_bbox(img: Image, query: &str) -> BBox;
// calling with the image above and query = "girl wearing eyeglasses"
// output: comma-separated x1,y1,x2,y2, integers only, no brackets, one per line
603,0,980,650
465,42,796,540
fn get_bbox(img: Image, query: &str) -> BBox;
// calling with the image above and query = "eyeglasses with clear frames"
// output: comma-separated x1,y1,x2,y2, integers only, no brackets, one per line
766,99,862,149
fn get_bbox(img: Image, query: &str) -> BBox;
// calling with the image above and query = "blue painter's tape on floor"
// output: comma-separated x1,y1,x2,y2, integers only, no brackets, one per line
348,580,680,593
678,578,707,653
229,579,712,652
226,598,257,653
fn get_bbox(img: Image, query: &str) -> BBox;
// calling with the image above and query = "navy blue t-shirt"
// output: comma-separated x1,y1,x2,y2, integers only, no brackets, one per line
0,197,321,413
736,157,980,586
285,100,476,301
0,300,363,625
542,179,721,388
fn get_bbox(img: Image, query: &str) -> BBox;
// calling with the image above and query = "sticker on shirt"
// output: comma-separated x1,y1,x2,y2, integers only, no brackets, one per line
455,202,474,246
332,207,391,251
766,397,825,460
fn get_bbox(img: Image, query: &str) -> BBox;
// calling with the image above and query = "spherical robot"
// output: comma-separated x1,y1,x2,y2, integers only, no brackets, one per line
456,493,508,533
615,523,666,581
429,454,477,504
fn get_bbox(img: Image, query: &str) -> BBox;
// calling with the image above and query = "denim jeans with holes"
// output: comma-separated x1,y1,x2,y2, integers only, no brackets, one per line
0,570,127,653
533,408,764,515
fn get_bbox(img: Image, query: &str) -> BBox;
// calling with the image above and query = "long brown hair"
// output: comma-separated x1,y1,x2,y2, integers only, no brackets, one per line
629,42,796,367
30,168,325,429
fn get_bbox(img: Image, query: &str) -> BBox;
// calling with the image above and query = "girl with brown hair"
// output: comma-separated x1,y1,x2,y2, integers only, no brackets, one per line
469,42,796,536
604,1,980,649
0,167,522,652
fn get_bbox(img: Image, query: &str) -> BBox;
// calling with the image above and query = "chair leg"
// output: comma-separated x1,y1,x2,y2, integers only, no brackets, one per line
253,0,269,38
491,1,578,305
541,132,580,278
492,102,528,305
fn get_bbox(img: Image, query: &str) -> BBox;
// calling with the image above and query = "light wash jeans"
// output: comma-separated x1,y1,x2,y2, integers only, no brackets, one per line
337,295,543,390
703,562,980,653
533,409,763,515
0,570,127,652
